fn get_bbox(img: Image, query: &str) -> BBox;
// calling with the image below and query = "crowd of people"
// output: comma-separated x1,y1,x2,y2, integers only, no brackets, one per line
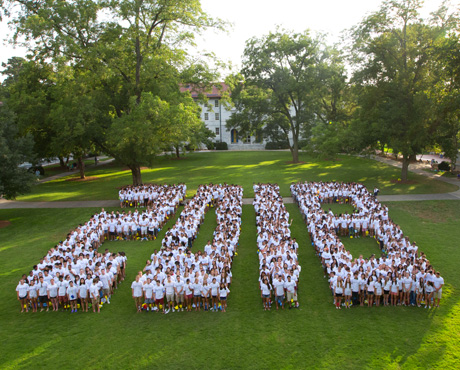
118,184,186,208
254,184,301,310
131,184,243,313
15,184,186,313
291,181,444,309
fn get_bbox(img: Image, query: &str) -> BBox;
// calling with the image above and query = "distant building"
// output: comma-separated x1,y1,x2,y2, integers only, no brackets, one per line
180,83,266,150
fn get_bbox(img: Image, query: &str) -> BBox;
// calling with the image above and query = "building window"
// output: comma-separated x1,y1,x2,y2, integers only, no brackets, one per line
204,113,209,120
215,113,220,120
245,135,251,143
215,99,219,107
215,127,220,135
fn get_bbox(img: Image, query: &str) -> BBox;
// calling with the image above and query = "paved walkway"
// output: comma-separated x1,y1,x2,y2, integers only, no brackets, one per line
1,155,460,210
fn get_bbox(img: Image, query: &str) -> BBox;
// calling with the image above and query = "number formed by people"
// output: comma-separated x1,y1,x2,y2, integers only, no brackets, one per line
15,184,185,314
254,184,301,311
291,182,444,309
132,184,243,314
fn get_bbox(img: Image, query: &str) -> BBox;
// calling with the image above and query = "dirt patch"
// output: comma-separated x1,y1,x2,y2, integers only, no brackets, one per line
65,176,99,182
0,220,11,229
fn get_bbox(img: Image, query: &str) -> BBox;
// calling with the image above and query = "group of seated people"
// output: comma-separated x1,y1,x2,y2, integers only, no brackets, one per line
291,181,444,309
15,185,186,313
254,183,301,311
131,184,243,313
118,184,186,208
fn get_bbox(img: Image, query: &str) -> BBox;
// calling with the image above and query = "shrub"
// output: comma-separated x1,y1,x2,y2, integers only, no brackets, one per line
214,142,228,150
265,141,290,150
438,161,451,171
205,141,214,150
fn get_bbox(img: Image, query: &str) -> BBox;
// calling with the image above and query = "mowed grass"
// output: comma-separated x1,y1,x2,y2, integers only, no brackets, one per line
16,151,457,201
1,200,460,369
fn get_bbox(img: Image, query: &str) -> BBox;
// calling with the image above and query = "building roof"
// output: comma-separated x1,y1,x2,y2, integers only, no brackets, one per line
180,83,229,98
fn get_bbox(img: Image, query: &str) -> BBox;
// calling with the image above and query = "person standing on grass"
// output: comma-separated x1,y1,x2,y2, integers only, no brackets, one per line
131,275,143,313
335,277,344,309
37,277,48,312
47,279,59,311
28,280,38,312
425,281,435,309
154,279,166,314
184,278,193,312
284,275,297,309
67,281,78,313
174,275,185,312
143,278,155,312
218,283,229,312
433,272,444,308
192,278,202,312
260,277,272,311
402,272,412,306
78,277,89,312
416,277,425,308
90,279,101,313
16,280,29,313
273,275,285,310
164,275,175,313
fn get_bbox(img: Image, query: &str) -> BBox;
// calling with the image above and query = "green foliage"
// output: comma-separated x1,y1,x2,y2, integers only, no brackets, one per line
265,141,290,150
227,29,339,163
438,161,451,172
350,0,459,180
214,141,228,150
0,103,36,199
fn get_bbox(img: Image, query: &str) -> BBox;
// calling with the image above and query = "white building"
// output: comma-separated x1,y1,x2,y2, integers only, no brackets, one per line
181,83,266,150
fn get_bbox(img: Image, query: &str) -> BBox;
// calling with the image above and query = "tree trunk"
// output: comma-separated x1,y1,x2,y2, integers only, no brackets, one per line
130,165,142,186
175,146,180,158
291,136,299,163
401,155,410,181
59,156,65,168
77,156,85,179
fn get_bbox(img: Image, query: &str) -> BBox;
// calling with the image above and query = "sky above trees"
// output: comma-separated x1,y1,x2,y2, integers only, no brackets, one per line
0,0,446,79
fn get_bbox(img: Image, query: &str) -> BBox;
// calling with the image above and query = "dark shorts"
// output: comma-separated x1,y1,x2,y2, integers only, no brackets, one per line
367,291,374,296
39,295,48,303
19,295,27,300
155,298,164,304
384,290,390,295
335,293,343,297
276,295,284,302
262,294,270,298
220,297,227,301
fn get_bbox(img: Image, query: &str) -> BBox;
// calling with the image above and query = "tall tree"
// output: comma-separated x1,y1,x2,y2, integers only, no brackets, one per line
350,0,458,180
227,30,329,163
432,31,460,170
3,0,223,184
0,103,36,199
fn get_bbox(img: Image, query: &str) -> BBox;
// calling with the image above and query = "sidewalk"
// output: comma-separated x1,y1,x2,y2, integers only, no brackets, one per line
1,155,460,210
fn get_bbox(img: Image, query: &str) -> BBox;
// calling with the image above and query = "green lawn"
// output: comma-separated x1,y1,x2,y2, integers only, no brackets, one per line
1,200,459,369
16,151,458,202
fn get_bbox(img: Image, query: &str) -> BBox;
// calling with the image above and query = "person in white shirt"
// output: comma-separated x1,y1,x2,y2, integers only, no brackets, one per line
78,277,89,312
153,280,166,314
67,281,78,313
284,275,297,308
143,278,155,311
16,280,29,313
273,275,285,310
218,283,230,312
47,279,59,311
131,275,144,313
28,280,38,312
89,278,101,313
260,277,272,311
173,276,185,312
433,272,444,307
164,276,175,313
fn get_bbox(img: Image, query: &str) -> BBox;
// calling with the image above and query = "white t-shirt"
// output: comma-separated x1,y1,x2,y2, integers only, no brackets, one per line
154,285,165,300
131,281,143,297
16,283,29,297
273,280,285,296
